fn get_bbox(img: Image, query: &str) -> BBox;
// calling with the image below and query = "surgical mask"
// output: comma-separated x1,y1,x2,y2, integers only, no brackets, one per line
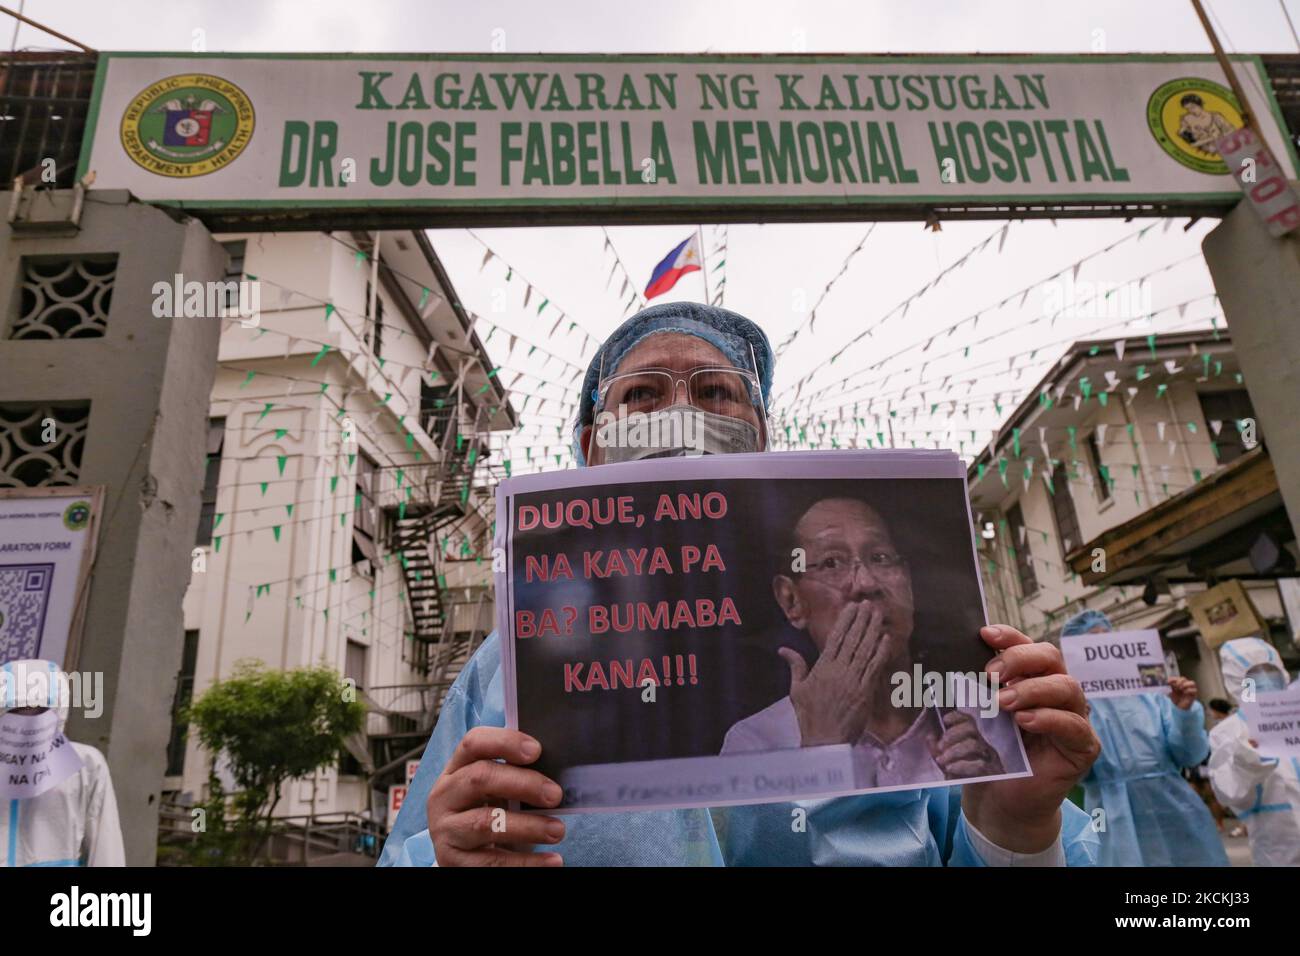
1245,664,1288,693
595,402,763,463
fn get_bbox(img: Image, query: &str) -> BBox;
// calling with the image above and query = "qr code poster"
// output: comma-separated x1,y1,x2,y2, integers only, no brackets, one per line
0,488,103,668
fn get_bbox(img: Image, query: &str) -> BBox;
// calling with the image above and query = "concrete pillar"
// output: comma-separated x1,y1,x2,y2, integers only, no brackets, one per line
1202,194,1300,546
0,190,224,864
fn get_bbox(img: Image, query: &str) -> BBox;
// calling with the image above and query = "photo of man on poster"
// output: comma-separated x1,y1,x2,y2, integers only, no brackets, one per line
722,495,1026,786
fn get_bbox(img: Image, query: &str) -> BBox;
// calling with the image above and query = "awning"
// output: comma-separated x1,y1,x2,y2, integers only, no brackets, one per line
1066,447,1285,587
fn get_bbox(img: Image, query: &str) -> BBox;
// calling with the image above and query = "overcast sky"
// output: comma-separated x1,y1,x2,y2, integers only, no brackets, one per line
16,0,1300,472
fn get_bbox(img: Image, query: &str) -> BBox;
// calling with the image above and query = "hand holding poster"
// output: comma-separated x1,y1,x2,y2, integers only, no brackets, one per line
1239,685,1300,761
496,450,1029,812
1060,628,1170,698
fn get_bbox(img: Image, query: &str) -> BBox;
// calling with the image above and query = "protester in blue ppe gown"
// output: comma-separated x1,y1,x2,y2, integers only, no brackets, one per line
1064,609,1228,866
380,302,1102,867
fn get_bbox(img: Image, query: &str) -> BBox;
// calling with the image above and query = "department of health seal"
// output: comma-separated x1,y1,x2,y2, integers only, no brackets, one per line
119,73,254,177
62,501,91,532
1146,77,1243,175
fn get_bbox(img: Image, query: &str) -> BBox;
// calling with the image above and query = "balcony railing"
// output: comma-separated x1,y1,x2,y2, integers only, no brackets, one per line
373,441,485,520
363,683,437,738
157,802,385,866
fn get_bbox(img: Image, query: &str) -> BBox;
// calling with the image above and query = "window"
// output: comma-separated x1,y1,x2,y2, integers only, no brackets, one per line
196,418,226,546
219,240,247,314
165,630,200,777
1048,461,1083,558
1006,502,1038,598
221,240,246,278
1086,431,1111,503
345,639,368,692
364,280,385,360
0,401,89,486
339,641,369,776
13,254,117,339
352,452,379,577
421,380,455,446
1198,389,1260,466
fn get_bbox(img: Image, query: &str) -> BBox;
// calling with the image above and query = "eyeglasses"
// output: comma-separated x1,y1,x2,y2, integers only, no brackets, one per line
596,366,763,418
594,339,769,422
798,550,907,589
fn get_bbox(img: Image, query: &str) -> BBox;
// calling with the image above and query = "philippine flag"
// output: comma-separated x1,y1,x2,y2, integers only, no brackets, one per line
644,233,702,300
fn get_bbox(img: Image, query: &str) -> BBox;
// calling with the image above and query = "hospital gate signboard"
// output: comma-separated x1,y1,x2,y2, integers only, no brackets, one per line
77,53,1299,220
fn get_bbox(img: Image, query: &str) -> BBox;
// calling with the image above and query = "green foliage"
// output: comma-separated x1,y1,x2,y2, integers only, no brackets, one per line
166,770,245,867
181,660,365,864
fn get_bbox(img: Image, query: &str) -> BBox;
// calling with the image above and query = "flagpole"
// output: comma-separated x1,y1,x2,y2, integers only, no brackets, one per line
696,225,711,305
1190,0,1263,139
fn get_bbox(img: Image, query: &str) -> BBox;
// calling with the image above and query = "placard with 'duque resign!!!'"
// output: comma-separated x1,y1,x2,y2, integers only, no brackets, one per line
1060,628,1170,699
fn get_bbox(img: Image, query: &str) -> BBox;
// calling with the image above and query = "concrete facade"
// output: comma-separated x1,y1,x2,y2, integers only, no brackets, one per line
967,331,1297,699
1203,192,1300,547
174,230,505,824
0,190,225,865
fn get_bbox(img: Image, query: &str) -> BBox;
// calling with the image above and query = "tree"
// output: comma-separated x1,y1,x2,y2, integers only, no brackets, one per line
182,660,365,864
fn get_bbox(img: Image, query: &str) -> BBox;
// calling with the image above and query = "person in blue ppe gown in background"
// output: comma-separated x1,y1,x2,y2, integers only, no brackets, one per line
380,301,1102,867
1063,608,1228,866
1208,637,1300,866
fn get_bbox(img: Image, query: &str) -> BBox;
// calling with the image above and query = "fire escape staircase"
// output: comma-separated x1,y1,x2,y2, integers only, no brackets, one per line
367,406,494,787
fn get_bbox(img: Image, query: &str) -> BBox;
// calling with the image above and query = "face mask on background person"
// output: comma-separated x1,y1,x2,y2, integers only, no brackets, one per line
597,402,763,463
1244,663,1289,694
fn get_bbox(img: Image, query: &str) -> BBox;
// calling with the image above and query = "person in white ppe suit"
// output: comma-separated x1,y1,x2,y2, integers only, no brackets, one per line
0,659,124,867
1209,638,1300,867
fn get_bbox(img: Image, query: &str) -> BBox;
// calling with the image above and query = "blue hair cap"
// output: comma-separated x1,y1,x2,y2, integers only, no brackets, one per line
1060,608,1114,638
571,301,774,465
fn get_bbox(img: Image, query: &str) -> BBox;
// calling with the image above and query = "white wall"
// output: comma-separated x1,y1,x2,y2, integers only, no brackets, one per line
175,232,482,818
978,374,1275,642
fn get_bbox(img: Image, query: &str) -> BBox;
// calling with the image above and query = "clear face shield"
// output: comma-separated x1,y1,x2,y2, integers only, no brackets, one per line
592,340,769,461
1244,662,1289,694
